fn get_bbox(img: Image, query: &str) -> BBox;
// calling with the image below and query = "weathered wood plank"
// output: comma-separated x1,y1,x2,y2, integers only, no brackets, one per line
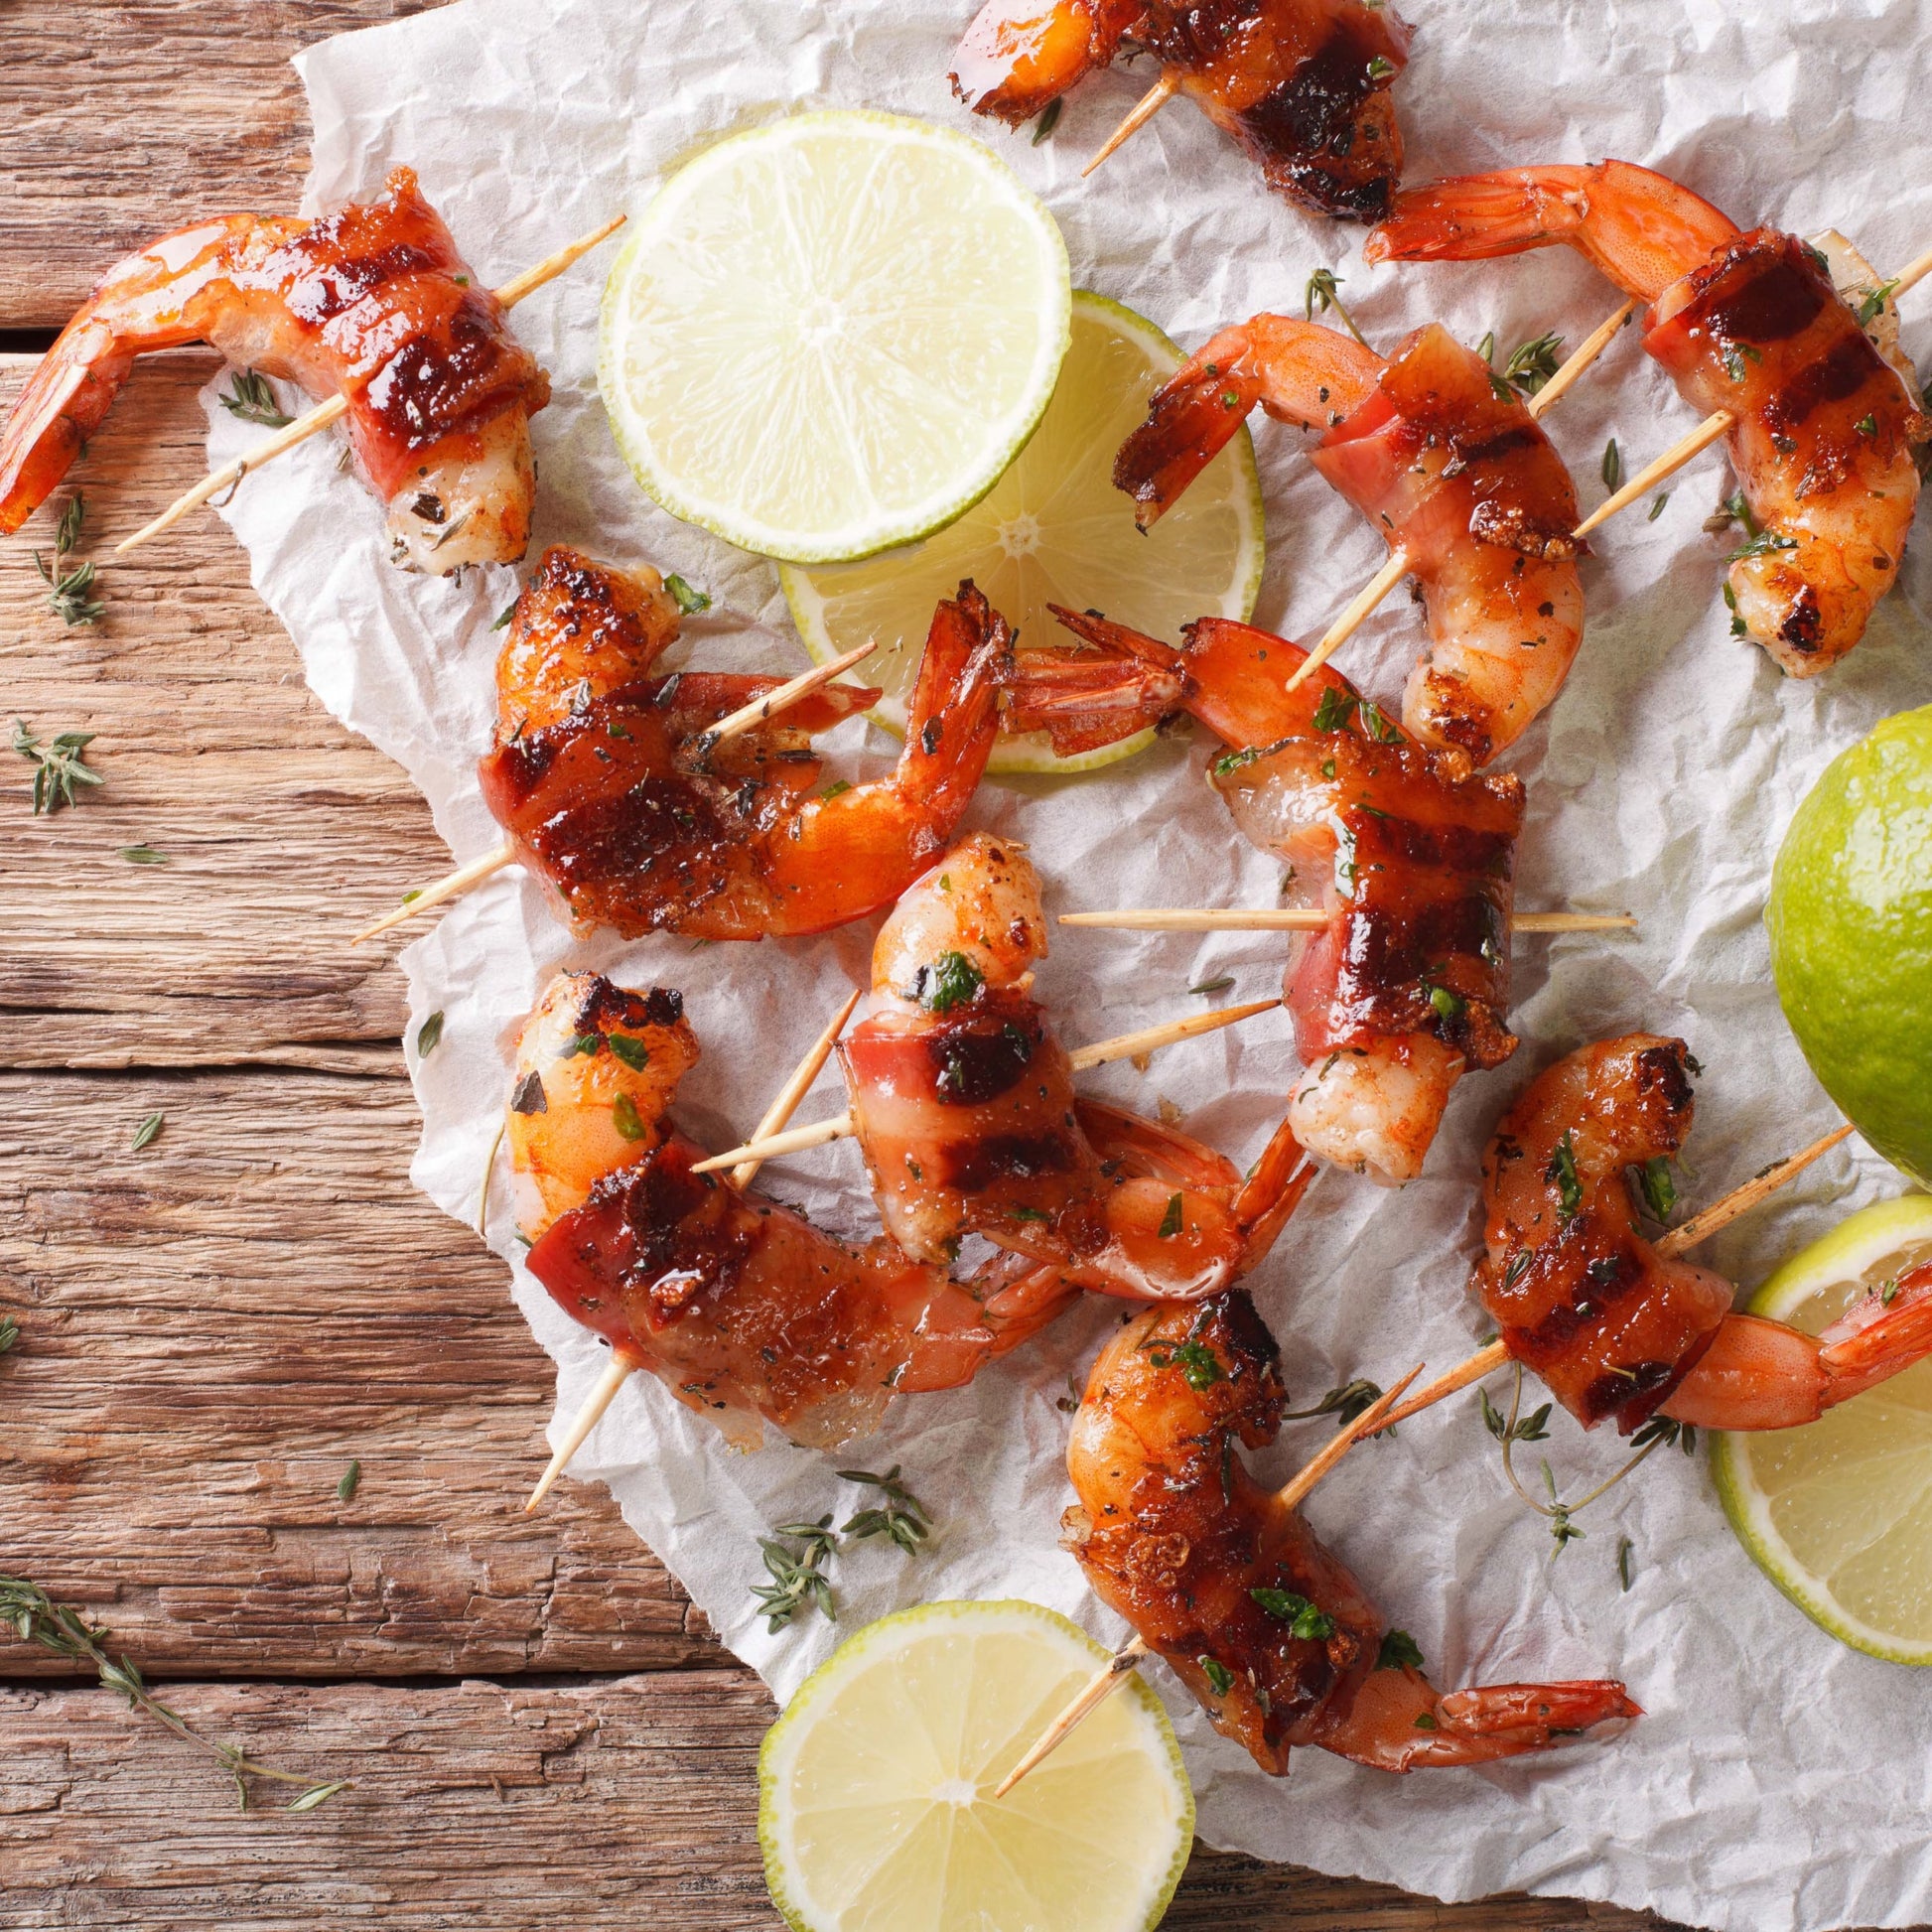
0,1065,714,1680
0,3,435,332
0,354,448,1068
0,1676,1692,1932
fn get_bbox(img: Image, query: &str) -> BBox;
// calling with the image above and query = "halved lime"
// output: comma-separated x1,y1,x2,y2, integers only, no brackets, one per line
782,290,1265,775
600,111,1070,565
1715,1194,1932,1664
759,1599,1194,1932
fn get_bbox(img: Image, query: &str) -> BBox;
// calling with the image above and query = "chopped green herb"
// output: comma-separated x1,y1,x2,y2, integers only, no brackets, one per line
1857,413,1877,437
13,719,102,813
612,1092,648,1141
820,779,852,800
557,1033,603,1059
1858,279,1900,328
490,602,518,631
1637,1157,1676,1222
607,1033,650,1071
1423,980,1465,1025
925,949,984,1015
1548,1132,1582,1218
1359,699,1402,744
1601,438,1623,492
1198,1656,1234,1697
665,574,711,617
1250,1587,1336,1640
1158,1192,1183,1239
1030,97,1062,144
415,1010,446,1058
1412,1711,1439,1730
337,1460,361,1503
219,369,293,429
131,1111,164,1153
1366,54,1395,77
1377,1628,1424,1671
1311,686,1359,735
1730,528,1798,562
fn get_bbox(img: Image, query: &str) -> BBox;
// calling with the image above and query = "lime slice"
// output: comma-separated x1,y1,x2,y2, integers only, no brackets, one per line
1714,1194,1932,1664
759,1599,1193,1932
600,111,1071,565
782,290,1264,775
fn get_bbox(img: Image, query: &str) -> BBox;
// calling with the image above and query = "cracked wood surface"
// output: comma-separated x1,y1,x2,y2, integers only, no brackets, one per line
0,5,1874,1929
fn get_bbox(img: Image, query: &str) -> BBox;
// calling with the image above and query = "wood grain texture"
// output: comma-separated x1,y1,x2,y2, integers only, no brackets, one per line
0,1677,1679,1932
0,4,1888,1928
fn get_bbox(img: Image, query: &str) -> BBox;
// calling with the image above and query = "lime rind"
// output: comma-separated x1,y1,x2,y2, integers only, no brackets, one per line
600,110,1072,566
781,289,1264,778
1714,1194,1932,1666
759,1599,1193,1932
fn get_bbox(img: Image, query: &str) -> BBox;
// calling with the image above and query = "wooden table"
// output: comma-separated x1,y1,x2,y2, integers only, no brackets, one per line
0,8,1882,1928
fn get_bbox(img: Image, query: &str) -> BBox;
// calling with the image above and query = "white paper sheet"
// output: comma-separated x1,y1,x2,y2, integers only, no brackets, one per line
198,2,1932,1924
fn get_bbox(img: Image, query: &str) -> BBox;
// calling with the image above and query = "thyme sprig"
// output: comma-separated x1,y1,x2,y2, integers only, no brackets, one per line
0,1578,349,1812
1481,1365,1695,1554
1305,268,1369,348
838,1464,931,1555
752,1518,839,1632
13,718,103,814
1283,1377,1386,1429
35,494,104,626
219,369,294,430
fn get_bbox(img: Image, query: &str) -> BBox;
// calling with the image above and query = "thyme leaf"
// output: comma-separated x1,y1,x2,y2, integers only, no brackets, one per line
131,1111,164,1152
219,369,294,429
1376,1628,1424,1671
1304,268,1368,348
1030,97,1062,144
664,574,711,617
1283,1377,1385,1429
414,1010,445,1058
837,1464,931,1555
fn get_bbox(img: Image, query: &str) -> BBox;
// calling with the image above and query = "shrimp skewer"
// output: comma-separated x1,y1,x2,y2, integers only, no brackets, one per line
951,0,1412,221
1009,609,1537,1184
356,552,1010,946
1,168,554,576
693,836,1313,1301
1383,1038,1932,1440
1115,317,1587,764
1057,1293,1637,1775
1367,162,1931,675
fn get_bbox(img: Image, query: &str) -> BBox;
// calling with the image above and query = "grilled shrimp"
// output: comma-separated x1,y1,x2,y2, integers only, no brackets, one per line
1010,610,1525,1183
507,972,700,1233
477,557,1016,942
951,0,1411,220
841,835,1315,1297
1476,1035,1932,1433
1064,1293,1639,1773
1116,317,1587,763
0,168,549,574
1368,161,1928,675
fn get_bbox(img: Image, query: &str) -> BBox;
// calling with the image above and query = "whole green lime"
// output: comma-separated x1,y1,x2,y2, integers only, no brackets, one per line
1767,704,1932,1186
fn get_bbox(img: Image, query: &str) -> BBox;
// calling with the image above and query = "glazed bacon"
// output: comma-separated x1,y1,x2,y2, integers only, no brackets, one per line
0,167,549,573
950,0,1409,221
1473,1035,1732,1433
525,1134,1081,1449
1645,230,1925,674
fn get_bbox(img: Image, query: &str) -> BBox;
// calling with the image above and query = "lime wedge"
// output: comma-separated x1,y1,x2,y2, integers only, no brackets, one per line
759,1599,1193,1932
600,111,1071,565
782,290,1264,775
1714,1194,1932,1664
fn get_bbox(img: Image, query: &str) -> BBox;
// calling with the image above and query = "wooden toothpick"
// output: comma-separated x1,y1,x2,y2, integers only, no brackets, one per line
1081,70,1181,179
1059,908,1636,934
116,213,627,555
688,996,1280,1174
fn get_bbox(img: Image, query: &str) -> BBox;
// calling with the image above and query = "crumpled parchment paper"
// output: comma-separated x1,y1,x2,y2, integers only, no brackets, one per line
200,1,1932,1924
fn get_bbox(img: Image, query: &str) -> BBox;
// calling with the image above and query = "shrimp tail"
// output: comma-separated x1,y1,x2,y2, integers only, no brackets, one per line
1115,326,1269,528
1817,1263,1932,1404
899,580,1013,826
1436,1680,1643,1744
1231,1114,1316,1270
1073,1098,1244,1194
1365,168,1593,267
0,335,127,532
1003,606,1186,754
